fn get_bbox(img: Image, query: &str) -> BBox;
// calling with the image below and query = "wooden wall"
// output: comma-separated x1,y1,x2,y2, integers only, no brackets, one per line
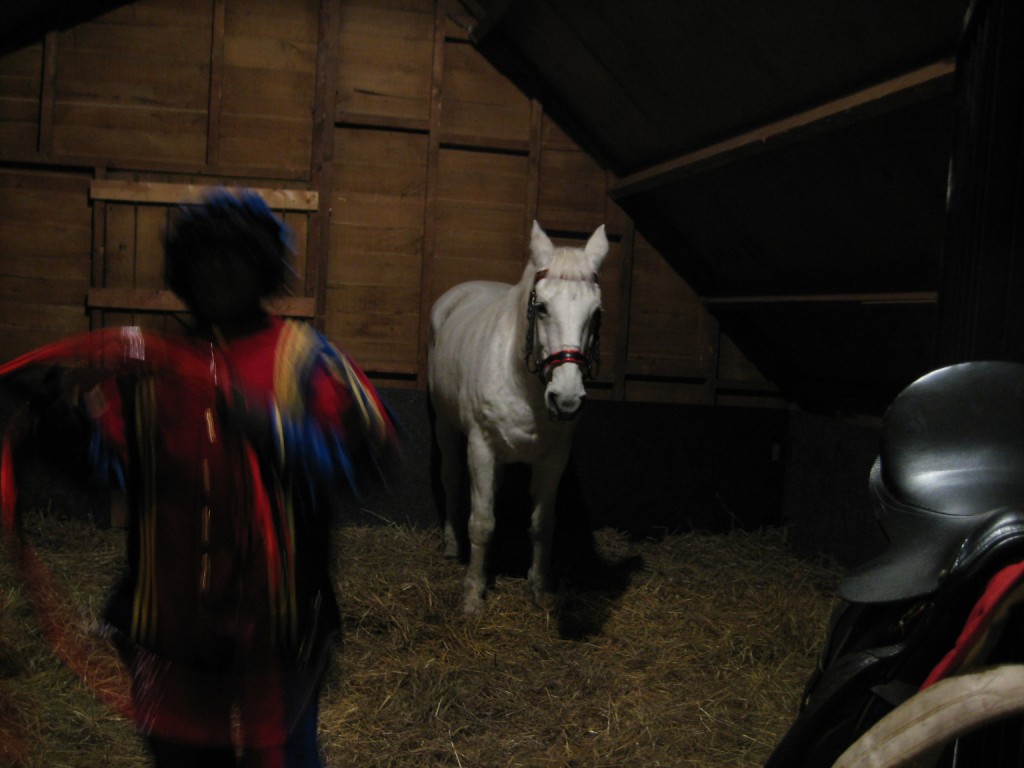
0,0,777,406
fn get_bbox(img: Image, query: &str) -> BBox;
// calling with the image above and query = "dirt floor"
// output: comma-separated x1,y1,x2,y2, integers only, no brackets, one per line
0,511,842,768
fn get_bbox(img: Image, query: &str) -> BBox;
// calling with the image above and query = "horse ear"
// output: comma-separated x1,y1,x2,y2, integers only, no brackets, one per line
530,220,555,268
585,224,609,272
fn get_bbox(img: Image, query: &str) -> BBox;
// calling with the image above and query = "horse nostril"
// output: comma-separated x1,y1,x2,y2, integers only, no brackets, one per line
547,391,586,419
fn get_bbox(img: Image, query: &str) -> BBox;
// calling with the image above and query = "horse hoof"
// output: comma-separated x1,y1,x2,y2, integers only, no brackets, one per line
462,577,485,614
532,589,558,612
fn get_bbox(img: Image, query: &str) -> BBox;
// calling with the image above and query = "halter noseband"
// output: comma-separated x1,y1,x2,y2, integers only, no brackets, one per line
524,269,601,380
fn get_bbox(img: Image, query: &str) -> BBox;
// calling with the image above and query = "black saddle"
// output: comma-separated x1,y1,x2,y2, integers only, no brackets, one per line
842,360,1024,603
765,361,1024,768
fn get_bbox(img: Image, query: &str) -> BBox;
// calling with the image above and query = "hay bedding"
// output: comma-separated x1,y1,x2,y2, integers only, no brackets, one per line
0,511,841,767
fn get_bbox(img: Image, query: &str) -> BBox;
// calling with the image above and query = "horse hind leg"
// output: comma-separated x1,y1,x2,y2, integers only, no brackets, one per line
527,451,570,610
463,433,499,614
432,413,467,560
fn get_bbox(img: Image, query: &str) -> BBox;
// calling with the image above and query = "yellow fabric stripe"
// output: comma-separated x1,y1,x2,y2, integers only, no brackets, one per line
273,320,319,419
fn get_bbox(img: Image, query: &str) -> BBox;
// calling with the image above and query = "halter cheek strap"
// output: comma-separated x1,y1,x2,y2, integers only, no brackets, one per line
524,270,601,380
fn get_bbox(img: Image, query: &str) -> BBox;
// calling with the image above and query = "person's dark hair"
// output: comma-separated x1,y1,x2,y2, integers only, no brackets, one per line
164,188,294,306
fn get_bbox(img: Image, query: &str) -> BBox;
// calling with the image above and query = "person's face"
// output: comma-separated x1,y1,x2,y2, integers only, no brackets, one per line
185,252,263,328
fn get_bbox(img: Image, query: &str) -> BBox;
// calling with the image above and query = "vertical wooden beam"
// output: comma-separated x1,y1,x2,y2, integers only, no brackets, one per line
523,98,543,255
309,0,341,331
415,1,447,387
205,0,226,167
37,30,57,155
611,220,635,401
89,167,109,332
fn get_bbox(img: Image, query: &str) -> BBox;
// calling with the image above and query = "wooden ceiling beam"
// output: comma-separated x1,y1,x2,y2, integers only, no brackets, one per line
609,60,956,201
702,292,937,306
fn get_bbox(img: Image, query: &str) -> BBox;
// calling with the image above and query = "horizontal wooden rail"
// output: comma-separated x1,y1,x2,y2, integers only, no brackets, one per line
90,180,319,211
610,60,956,200
701,291,937,306
87,288,317,318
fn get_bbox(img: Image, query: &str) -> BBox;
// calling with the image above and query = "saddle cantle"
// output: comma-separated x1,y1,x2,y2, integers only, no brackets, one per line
841,361,1024,604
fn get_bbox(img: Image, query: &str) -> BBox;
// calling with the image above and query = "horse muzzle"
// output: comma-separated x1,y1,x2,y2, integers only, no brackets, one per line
544,360,588,420
546,389,586,420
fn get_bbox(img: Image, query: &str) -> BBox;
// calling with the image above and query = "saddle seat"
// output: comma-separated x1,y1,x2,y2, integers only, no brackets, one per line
841,361,1024,604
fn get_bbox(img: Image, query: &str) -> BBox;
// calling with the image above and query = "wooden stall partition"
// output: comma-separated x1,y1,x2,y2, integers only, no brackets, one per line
216,0,319,175
336,0,435,128
440,34,531,149
0,169,93,361
624,232,718,404
0,41,43,158
326,127,428,376
427,31,534,359
536,117,613,236
328,0,436,382
433,149,531,290
87,179,318,332
0,0,777,409
52,0,213,166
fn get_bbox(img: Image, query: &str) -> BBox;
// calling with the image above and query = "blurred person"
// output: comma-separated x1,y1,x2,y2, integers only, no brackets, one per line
2,189,400,767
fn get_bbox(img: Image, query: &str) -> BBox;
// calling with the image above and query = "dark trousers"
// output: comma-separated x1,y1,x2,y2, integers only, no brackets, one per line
146,699,321,768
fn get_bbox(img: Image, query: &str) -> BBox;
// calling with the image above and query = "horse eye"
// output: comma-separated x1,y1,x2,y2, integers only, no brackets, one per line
535,303,548,318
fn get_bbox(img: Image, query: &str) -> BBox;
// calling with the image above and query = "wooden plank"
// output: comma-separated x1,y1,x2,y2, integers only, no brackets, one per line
701,292,938,305
135,206,167,289
437,148,530,216
328,120,426,376
90,166,108,330
442,39,531,145
281,211,309,295
524,98,542,236
103,202,136,288
611,60,957,199
329,248,421,289
336,0,434,123
53,103,208,165
206,0,226,166
90,180,319,210
0,275,86,306
311,0,341,329
337,112,430,132
87,288,316,318
88,288,183,312
537,146,608,234
626,234,715,379
214,0,317,173
37,31,57,154
217,114,313,174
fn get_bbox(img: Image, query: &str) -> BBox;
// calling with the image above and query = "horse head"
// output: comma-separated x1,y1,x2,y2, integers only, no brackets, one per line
525,221,608,421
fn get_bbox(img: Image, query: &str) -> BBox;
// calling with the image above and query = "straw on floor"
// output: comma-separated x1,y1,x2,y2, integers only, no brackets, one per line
0,510,841,767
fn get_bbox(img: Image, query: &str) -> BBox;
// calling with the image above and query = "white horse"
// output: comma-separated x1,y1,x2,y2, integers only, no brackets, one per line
428,221,608,613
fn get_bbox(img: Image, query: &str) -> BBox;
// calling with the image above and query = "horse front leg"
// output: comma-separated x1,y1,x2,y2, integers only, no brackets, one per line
463,433,498,614
527,447,570,610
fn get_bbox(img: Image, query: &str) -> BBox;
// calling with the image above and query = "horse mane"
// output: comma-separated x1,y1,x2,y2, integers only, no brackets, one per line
544,246,595,281
519,245,595,290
